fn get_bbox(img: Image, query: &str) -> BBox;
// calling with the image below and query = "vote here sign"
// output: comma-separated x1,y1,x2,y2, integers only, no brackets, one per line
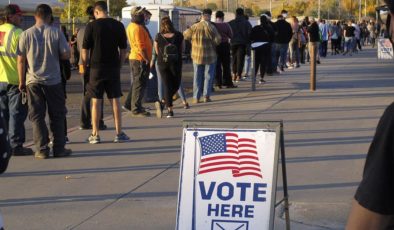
176,128,279,230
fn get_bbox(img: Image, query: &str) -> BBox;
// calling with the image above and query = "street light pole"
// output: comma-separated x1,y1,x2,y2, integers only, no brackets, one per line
365,0,367,17
270,0,272,13
318,0,321,19
359,0,362,21
107,0,110,16
68,0,71,30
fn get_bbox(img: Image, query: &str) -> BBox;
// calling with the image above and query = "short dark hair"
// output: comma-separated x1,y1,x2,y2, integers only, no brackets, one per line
215,11,224,19
202,8,212,15
86,6,95,19
35,4,52,20
235,8,244,16
94,1,108,12
281,9,288,14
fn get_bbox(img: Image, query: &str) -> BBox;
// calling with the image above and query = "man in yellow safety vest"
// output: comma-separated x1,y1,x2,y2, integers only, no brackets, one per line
0,4,33,156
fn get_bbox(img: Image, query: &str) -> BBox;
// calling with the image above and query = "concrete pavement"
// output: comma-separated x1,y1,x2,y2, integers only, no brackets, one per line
1,47,394,230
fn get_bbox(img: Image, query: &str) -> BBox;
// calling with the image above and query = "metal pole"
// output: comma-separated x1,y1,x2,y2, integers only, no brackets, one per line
251,49,256,91
68,0,71,31
365,0,367,17
280,125,291,230
227,0,229,12
107,0,110,16
270,0,272,13
310,42,317,91
318,0,321,19
359,0,362,22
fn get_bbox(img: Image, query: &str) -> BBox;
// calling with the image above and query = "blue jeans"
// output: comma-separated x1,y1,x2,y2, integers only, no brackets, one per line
344,37,354,54
244,55,251,77
0,83,28,149
156,63,187,102
193,63,216,100
273,43,289,70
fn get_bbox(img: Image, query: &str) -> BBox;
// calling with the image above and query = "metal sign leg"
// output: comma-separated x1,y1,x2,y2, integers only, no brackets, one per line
280,126,291,230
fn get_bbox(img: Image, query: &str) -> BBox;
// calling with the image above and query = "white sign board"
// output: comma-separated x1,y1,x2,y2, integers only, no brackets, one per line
378,38,394,60
176,128,279,230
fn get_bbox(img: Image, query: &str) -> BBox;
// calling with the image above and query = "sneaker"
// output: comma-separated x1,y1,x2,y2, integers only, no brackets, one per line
183,102,190,109
79,124,92,130
114,132,130,143
295,65,300,68
317,60,321,64
259,79,266,84
53,148,72,158
131,111,151,117
288,65,294,69
88,134,101,144
99,123,107,130
122,105,132,112
192,98,200,104
226,84,238,88
65,136,70,144
155,101,163,118
12,146,33,156
203,97,212,103
34,150,49,159
166,111,174,118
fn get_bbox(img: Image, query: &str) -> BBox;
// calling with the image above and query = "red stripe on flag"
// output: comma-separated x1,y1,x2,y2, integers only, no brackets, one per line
238,144,257,148
200,160,240,168
199,166,239,174
226,133,238,138
201,155,239,162
238,138,256,143
233,172,263,178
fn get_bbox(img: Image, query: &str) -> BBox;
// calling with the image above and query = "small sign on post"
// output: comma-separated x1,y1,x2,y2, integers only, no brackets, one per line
176,120,291,230
377,38,394,60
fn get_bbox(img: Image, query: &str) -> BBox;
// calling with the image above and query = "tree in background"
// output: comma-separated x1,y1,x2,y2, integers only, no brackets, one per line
60,0,127,22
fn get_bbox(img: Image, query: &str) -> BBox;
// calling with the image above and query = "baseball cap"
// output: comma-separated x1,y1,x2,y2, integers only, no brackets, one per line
130,6,144,16
5,4,23,16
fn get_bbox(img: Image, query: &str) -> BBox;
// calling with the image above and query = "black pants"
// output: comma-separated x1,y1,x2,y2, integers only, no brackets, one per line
80,67,104,127
299,44,306,63
27,83,66,153
216,42,233,87
231,44,246,77
255,45,270,80
158,62,181,108
125,60,150,113
321,40,328,57
265,43,273,74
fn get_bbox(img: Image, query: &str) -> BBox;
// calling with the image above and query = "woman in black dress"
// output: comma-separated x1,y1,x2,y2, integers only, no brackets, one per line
154,17,184,118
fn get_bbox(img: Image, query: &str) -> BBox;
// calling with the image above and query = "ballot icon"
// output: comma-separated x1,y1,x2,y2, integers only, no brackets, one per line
211,220,249,230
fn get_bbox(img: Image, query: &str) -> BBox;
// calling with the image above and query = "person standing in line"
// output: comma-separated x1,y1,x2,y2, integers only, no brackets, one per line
0,4,33,156
77,6,106,130
318,19,329,57
82,1,129,144
228,8,252,82
273,12,292,73
343,21,356,56
214,11,236,89
124,6,152,117
307,18,321,64
17,4,72,159
184,9,221,104
263,11,276,76
154,17,183,118
352,20,362,52
70,28,79,70
288,16,301,68
250,14,274,84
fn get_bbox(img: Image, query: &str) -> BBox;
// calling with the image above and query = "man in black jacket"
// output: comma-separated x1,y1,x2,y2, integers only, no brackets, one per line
228,8,252,82
272,12,292,73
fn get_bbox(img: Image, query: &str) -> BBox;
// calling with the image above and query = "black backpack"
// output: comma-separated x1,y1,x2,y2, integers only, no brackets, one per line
160,34,179,63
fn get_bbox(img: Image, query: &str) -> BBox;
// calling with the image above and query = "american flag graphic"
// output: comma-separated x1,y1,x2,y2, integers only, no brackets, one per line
198,133,263,178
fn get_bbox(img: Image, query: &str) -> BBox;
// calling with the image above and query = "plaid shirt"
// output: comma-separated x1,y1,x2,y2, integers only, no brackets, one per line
183,20,221,65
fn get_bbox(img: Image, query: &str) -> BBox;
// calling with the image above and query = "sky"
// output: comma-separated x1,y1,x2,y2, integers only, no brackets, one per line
126,0,174,5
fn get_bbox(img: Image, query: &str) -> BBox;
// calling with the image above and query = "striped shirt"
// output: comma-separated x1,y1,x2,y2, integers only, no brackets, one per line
183,20,221,65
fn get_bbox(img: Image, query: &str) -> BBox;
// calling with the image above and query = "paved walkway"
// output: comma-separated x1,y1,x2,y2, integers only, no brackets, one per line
1,48,393,230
